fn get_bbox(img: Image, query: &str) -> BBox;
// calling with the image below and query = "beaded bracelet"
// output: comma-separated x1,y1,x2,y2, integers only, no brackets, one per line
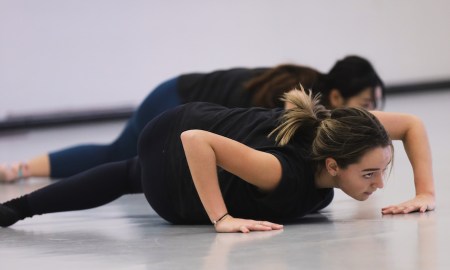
212,213,229,226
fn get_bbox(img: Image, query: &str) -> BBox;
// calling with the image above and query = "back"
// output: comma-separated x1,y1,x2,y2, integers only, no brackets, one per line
139,102,333,223
177,68,267,107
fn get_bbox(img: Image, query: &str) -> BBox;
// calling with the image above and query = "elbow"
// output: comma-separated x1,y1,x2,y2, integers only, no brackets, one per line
181,129,196,142
180,130,200,154
396,114,424,141
406,114,426,134
408,114,423,125
180,129,203,145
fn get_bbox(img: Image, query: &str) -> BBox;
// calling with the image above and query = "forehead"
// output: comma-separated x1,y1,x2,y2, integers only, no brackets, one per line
350,146,392,169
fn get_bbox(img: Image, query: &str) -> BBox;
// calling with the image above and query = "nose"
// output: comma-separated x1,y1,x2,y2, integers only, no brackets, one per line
372,174,384,189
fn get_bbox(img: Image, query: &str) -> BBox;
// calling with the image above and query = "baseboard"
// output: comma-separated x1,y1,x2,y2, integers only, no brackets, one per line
0,106,134,131
386,79,450,95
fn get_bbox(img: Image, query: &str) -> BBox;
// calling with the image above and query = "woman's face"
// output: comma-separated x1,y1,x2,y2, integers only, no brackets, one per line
344,87,376,110
335,146,392,201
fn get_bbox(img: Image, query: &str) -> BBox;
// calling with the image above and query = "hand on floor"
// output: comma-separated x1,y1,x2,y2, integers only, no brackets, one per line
381,193,436,214
214,215,284,233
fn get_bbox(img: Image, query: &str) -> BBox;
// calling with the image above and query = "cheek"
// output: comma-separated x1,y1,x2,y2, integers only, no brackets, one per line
338,173,365,191
365,102,375,110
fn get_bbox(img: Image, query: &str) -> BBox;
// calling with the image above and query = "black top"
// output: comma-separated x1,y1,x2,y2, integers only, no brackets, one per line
146,102,333,223
176,68,268,107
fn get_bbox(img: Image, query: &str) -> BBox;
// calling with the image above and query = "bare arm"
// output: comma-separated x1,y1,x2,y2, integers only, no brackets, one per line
180,129,284,233
371,111,435,214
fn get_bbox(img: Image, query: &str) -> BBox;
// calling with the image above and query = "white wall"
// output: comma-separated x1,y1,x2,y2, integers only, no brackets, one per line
1,0,449,117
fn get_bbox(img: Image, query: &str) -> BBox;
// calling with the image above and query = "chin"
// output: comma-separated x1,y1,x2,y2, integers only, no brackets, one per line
360,193,374,201
345,191,370,201
353,195,368,201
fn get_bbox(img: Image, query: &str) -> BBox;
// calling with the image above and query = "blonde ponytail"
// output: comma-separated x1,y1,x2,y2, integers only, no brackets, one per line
269,86,330,146
270,85,393,172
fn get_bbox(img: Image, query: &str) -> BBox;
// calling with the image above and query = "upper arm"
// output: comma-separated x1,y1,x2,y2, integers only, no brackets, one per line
181,130,282,192
370,110,421,140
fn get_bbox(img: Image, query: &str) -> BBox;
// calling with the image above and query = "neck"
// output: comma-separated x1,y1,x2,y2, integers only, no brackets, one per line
314,168,336,189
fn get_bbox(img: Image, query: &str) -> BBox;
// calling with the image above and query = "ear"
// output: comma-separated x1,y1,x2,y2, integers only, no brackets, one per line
325,158,339,176
329,89,344,109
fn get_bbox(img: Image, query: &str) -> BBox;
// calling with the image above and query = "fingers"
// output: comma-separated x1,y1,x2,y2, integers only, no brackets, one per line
239,221,284,233
259,221,284,230
382,195,436,215
239,226,250,233
215,217,284,233
420,205,428,213
382,204,427,215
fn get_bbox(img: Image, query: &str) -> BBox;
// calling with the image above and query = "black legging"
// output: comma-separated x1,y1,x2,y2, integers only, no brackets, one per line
27,108,183,224
28,158,142,215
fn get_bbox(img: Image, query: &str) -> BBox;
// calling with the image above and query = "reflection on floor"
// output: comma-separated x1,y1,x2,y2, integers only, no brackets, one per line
1,91,450,270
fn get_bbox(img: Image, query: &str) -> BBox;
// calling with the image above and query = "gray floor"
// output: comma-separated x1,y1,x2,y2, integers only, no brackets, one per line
1,91,450,270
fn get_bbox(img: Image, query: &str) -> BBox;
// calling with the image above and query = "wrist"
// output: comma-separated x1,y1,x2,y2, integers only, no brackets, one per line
416,192,435,198
212,213,230,226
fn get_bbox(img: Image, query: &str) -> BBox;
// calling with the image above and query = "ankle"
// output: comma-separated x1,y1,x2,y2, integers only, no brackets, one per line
4,196,32,217
1,195,33,227
18,162,30,179
1,196,31,227
0,162,31,182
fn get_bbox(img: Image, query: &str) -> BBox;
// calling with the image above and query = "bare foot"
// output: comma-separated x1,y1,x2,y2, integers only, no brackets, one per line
0,162,29,183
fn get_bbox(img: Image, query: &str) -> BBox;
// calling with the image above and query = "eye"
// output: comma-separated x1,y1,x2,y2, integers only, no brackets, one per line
363,172,374,179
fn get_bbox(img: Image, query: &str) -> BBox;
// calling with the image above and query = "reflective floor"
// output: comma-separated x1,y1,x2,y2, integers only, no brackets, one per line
1,91,450,270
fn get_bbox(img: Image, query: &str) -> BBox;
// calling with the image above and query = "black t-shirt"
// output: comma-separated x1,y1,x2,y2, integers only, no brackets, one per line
176,68,268,107
144,102,333,223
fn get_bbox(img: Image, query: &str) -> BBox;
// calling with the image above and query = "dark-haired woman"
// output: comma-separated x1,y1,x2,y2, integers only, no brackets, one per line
0,55,386,183
0,89,435,232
